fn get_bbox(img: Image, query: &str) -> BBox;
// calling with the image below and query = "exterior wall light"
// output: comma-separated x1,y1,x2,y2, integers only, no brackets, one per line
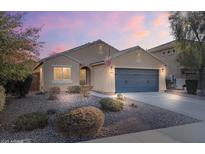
109,65,114,73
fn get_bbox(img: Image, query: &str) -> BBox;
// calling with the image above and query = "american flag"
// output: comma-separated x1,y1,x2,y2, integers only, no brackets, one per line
104,56,112,67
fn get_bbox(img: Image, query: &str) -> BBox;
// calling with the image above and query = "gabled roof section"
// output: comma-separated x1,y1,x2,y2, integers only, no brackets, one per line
148,40,176,53
91,45,143,66
34,39,119,69
110,45,144,59
39,53,82,64
33,54,81,70
39,39,119,63
66,39,119,55
91,45,166,66
116,45,166,65
146,50,167,66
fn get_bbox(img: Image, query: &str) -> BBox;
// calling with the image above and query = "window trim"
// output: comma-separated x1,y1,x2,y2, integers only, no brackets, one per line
52,65,72,83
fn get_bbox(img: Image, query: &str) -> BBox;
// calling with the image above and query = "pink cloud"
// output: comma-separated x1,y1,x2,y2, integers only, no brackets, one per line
26,15,85,34
123,15,150,40
159,31,169,39
153,12,170,27
135,30,150,39
123,15,145,32
49,43,73,56
103,12,123,30
88,30,99,37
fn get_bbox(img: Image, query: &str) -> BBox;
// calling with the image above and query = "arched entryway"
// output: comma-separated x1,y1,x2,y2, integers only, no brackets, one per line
80,66,91,85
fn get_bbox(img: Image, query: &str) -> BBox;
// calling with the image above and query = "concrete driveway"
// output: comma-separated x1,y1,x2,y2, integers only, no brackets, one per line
123,92,205,121
89,92,205,142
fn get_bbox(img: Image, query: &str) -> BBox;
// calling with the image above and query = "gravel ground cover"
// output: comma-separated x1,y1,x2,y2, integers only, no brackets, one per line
0,93,201,143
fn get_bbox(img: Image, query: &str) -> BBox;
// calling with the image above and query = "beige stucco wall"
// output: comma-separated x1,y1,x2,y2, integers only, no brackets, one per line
91,49,166,93
40,42,118,91
152,48,184,79
65,43,118,66
42,55,80,91
91,64,114,93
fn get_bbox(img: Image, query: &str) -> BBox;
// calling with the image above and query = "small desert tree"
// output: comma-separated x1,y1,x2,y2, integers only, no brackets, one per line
169,11,205,96
0,12,43,86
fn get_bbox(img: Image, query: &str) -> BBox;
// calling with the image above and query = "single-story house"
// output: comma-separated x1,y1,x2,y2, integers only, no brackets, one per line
34,39,166,94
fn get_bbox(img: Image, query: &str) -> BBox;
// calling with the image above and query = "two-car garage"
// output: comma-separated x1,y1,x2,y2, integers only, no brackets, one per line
115,68,159,93
91,46,166,94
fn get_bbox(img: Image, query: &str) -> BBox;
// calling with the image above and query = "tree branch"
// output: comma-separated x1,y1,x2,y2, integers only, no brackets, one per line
190,23,202,43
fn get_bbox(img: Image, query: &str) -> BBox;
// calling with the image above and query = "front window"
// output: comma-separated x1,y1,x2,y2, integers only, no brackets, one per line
53,67,71,80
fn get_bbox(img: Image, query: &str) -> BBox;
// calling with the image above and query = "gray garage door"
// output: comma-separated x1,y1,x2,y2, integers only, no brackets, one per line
115,68,159,93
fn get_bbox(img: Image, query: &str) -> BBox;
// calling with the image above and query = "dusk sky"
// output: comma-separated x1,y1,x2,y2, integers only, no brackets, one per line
23,11,173,58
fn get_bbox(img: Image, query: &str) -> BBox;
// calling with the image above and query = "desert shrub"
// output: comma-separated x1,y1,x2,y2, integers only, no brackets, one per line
47,109,57,115
49,87,60,94
14,112,48,131
5,75,33,97
99,98,124,112
185,80,198,94
0,86,5,112
48,87,60,100
57,106,104,137
67,85,80,94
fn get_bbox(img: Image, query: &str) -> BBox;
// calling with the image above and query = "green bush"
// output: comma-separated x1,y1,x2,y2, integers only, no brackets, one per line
185,80,198,94
5,75,33,97
57,106,104,137
67,85,80,94
17,75,33,97
0,86,5,112
99,98,124,112
14,112,48,131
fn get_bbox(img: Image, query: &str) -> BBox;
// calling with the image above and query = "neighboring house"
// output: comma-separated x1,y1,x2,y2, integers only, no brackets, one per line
34,39,166,94
148,40,186,89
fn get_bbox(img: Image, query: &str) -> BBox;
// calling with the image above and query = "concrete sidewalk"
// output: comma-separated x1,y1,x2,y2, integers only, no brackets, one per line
86,122,205,143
